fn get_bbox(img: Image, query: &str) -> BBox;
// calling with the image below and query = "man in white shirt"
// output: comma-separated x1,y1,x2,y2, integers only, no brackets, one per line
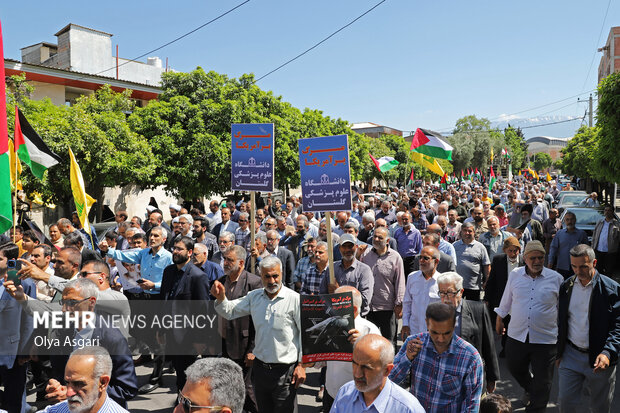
212,256,305,412
401,246,441,339
495,240,563,412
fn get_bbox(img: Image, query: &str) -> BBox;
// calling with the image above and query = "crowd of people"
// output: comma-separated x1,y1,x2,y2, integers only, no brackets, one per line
0,176,619,413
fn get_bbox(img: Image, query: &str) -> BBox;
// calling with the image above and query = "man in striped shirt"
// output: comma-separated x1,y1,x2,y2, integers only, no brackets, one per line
41,346,128,412
390,302,484,413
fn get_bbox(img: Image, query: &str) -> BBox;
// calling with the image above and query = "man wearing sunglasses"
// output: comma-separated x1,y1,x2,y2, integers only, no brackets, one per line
174,357,245,413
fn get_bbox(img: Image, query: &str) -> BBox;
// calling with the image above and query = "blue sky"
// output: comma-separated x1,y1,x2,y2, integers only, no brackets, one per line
1,0,616,138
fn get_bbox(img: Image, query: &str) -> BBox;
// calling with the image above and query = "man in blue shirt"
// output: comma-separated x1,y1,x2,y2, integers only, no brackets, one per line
392,212,423,278
330,334,424,413
548,211,588,279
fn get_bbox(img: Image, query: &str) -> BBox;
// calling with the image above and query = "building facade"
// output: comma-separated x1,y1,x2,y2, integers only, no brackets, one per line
598,26,620,83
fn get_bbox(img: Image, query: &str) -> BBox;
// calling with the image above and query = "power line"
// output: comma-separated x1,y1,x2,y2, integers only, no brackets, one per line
82,0,252,80
442,116,585,137
254,0,387,83
580,0,612,92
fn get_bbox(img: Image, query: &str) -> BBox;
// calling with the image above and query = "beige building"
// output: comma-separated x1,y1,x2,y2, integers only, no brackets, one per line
526,136,570,161
598,26,620,83
351,122,403,139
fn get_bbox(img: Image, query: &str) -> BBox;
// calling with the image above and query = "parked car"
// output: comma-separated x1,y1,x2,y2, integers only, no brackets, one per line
559,207,619,244
555,193,588,214
553,190,586,207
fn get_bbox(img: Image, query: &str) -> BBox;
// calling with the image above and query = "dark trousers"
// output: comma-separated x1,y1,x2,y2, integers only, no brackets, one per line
171,354,197,391
403,256,416,280
0,362,28,413
506,337,556,413
463,289,481,301
230,359,258,413
252,360,297,413
367,310,397,345
322,387,335,412
595,250,615,277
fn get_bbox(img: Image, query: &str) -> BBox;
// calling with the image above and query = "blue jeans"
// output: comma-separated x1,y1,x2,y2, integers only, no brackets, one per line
558,344,616,413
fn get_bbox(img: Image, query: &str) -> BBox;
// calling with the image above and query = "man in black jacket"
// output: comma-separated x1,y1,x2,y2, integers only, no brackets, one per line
159,236,212,391
557,244,620,413
437,271,500,394
218,245,262,412
484,236,523,356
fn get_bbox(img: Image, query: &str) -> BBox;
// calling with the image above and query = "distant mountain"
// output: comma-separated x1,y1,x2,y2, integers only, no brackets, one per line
491,115,586,139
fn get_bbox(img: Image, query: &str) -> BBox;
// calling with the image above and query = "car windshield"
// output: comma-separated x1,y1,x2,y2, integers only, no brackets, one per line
571,209,605,226
561,194,588,206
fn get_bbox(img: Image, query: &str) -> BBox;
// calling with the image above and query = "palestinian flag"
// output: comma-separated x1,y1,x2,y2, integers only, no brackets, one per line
0,21,13,233
409,128,453,160
369,153,399,173
408,168,414,185
440,173,447,189
14,107,62,179
475,167,481,180
488,166,496,192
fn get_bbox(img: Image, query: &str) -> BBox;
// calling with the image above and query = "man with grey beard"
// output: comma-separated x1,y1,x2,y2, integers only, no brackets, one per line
39,346,128,412
212,256,305,412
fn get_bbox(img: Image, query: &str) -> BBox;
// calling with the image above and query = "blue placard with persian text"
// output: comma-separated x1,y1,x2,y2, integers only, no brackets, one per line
231,124,274,192
298,135,352,212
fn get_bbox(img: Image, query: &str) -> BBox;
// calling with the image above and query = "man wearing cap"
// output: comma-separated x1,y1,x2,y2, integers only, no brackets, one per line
319,233,374,317
495,240,563,412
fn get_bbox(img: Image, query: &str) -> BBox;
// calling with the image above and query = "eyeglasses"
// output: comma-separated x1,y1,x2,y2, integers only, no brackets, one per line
79,271,101,278
419,256,434,261
177,391,223,413
59,297,90,307
238,219,248,223
438,290,460,297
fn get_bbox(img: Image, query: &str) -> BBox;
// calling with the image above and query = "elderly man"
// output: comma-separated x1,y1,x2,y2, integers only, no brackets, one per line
247,230,295,289
360,227,405,346
192,242,223,292
446,208,462,242
592,204,620,276
331,334,425,413
426,223,457,264
579,192,600,207
401,246,441,339
211,231,235,268
217,245,261,412
293,237,316,292
390,302,484,412
234,212,252,253
454,222,490,301
212,256,305,412
376,200,397,226
358,213,375,243
557,244,620,413
174,358,245,413
437,272,500,394
412,232,456,273
548,211,588,279
206,200,222,227
542,208,562,254
393,212,423,277
212,207,239,241
319,234,374,316
40,347,129,413
495,240,563,412
479,216,512,261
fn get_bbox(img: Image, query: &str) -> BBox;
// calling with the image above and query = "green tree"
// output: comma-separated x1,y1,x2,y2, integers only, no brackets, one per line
502,125,527,169
448,115,502,173
557,126,598,178
6,85,156,216
532,152,552,171
593,72,620,182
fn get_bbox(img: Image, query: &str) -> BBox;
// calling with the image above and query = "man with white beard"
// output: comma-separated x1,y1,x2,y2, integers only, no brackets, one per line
39,346,128,412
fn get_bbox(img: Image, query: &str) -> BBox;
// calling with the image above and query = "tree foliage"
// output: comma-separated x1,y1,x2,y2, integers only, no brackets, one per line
6,83,156,214
593,72,620,182
502,125,527,169
448,115,503,173
532,152,552,171
557,126,598,178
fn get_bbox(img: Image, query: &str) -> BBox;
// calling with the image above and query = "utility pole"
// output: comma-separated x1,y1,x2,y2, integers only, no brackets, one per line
589,94,593,127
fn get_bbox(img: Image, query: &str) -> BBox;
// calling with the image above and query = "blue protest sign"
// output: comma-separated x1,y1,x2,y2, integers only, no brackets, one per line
298,135,352,212
231,124,274,192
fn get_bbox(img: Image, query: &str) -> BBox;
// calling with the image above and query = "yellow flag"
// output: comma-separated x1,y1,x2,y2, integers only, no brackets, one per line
411,151,444,176
69,148,96,235
490,147,494,162
546,172,552,182
518,169,522,176
8,139,22,190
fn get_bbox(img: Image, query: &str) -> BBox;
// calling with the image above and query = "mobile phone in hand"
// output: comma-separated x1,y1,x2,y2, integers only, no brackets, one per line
7,259,20,286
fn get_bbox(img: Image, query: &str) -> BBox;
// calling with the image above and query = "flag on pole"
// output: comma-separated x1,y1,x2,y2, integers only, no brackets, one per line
546,172,552,182
475,168,481,180
69,148,96,235
508,164,513,183
407,168,414,185
410,151,444,176
490,147,494,162
369,153,399,173
0,20,14,233
440,173,447,189
8,140,22,191
409,128,453,160
488,166,496,193
14,107,62,179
